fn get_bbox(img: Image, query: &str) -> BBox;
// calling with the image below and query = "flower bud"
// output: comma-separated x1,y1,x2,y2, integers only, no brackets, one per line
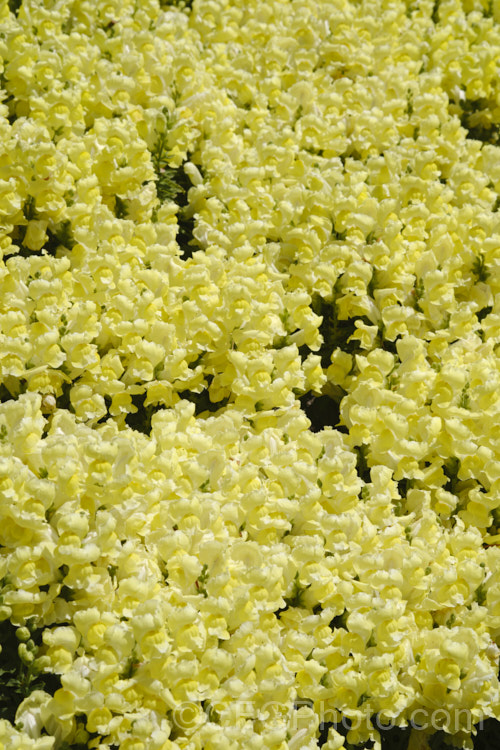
18,643,35,664
16,626,31,642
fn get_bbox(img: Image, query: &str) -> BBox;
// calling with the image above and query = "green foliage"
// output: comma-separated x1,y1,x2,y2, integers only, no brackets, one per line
150,108,187,203
195,564,209,597
55,380,74,413
412,277,425,311
0,618,61,722
367,267,379,298
114,195,129,219
58,313,69,337
59,584,75,601
160,0,193,9
303,293,372,368
45,220,75,255
397,478,415,499
284,571,311,609
178,378,230,415
484,0,493,16
294,697,314,709
332,227,347,241
159,562,169,583
329,609,348,631
477,306,493,323
406,89,413,117
202,699,220,723
475,582,487,606
300,392,346,433
176,213,196,260
124,391,166,435
187,353,204,370
458,382,471,409
23,195,37,221
355,444,370,483
443,457,461,495
8,0,22,16
428,730,461,750
156,166,185,203
380,725,412,750
120,650,140,679
274,572,312,619
472,254,489,282
7,196,38,254
149,109,199,258
459,99,500,145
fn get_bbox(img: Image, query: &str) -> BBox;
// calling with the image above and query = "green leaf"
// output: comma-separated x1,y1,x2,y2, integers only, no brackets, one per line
8,0,22,17
458,382,471,409
23,196,37,221
59,585,75,602
195,564,209,597
472,253,489,282
406,89,413,117
114,195,129,219
284,571,310,609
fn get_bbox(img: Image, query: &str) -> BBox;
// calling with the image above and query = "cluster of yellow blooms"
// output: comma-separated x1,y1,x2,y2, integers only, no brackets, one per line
0,0,499,748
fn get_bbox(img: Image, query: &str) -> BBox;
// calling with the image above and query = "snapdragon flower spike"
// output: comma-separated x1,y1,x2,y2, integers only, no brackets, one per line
0,0,498,748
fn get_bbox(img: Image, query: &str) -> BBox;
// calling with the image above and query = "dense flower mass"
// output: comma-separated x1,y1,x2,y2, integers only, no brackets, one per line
0,0,499,748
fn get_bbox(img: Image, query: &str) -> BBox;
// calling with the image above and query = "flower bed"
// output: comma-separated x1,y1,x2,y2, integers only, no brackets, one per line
0,0,499,748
